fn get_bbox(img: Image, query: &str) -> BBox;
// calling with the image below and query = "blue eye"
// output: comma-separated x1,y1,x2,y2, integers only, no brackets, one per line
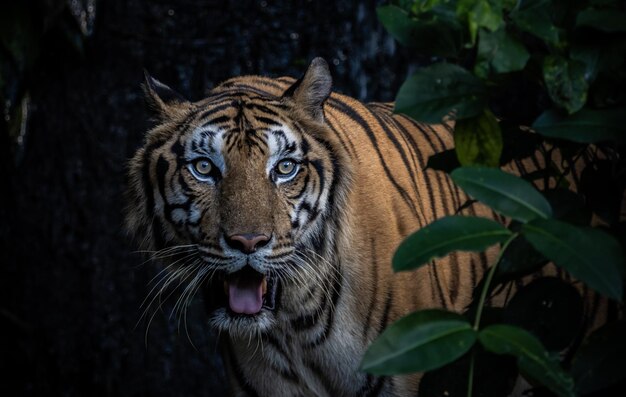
275,159,299,177
195,159,212,175
189,158,216,181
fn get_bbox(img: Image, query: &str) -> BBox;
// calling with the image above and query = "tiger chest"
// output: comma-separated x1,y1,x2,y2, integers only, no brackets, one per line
225,315,374,397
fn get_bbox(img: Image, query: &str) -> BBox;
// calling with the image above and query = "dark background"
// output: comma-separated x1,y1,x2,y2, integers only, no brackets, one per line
0,1,414,396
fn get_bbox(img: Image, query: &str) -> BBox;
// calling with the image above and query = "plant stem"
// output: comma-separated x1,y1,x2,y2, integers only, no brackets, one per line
467,350,475,397
467,233,517,397
473,233,517,330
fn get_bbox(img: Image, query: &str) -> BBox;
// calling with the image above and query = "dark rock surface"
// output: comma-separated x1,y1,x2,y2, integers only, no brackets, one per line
0,1,414,396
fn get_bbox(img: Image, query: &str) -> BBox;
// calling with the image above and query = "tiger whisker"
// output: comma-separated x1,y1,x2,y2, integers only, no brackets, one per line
173,260,209,349
139,254,202,346
138,251,199,314
143,263,199,346
291,250,342,316
131,244,198,269
172,261,204,321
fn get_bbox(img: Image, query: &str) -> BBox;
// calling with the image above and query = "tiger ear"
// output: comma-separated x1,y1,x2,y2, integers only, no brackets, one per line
142,70,188,118
282,57,332,122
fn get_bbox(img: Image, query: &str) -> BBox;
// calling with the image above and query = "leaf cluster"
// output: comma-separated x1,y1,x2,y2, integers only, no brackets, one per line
363,1,626,395
363,167,626,396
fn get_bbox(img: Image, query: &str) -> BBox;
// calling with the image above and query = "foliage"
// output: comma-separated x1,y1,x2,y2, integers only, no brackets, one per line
363,1,626,395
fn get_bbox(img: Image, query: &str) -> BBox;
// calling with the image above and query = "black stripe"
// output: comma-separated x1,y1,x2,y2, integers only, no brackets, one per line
391,115,444,222
422,123,457,219
431,260,448,308
247,76,288,92
307,159,326,215
363,238,379,340
225,338,260,397
250,104,280,117
309,159,325,193
255,115,282,126
286,173,309,201
197,102,235,124
262,334,301,384
368,109,421,204
203,115,230,126
300,136,310,155
222,83,277,98
417,121,464,212
156,155,191,228
448,251,461,304
303,134,346,244
469,257,478,295
324,111,357,158
357,374,388,397
305,263,343,348
330,97,421,219
291,284,328,331
433,169,454,217
478,251,490,278
376,287,393,335
385,115,439,226
304,359,343,397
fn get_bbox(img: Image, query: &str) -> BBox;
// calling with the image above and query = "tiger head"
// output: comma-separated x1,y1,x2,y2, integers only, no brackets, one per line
126,58,353,337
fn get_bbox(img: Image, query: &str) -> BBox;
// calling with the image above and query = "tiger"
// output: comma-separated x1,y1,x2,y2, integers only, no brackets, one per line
125,58,608,396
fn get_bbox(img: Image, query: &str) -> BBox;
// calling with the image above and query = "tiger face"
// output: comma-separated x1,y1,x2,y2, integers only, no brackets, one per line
127,59,351,337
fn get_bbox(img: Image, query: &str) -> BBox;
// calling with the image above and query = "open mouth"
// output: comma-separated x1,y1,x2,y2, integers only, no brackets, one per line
205,266,278,316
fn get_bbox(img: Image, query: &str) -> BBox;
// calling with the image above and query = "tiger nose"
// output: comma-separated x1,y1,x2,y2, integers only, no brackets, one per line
226,233,270,254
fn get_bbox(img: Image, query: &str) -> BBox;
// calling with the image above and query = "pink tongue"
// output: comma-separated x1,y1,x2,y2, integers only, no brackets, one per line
228,278,263,315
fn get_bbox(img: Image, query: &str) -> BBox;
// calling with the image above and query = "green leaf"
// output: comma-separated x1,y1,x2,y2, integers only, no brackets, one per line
510,0,560,45
394,63,487,123
454,109,503,167
543,55,588,114
532,108,626,143
393,216,512,272
456,0,503,44
377,5,460,57
576,9,626,32
411,0,444,14
450,167,553,222
361,310,477,375
479,324,576,397
572,321,626,394
522,219,625,300
474,27,530,78
479,234,547,294
570,44,601,84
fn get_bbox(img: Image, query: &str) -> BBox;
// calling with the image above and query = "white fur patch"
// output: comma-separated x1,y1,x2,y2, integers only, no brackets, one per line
265,126,302,180
209,307,276,338
186,126,227,174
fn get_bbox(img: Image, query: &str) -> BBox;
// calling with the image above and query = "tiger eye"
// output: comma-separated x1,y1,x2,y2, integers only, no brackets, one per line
276,160,296,175
194,159,212,175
